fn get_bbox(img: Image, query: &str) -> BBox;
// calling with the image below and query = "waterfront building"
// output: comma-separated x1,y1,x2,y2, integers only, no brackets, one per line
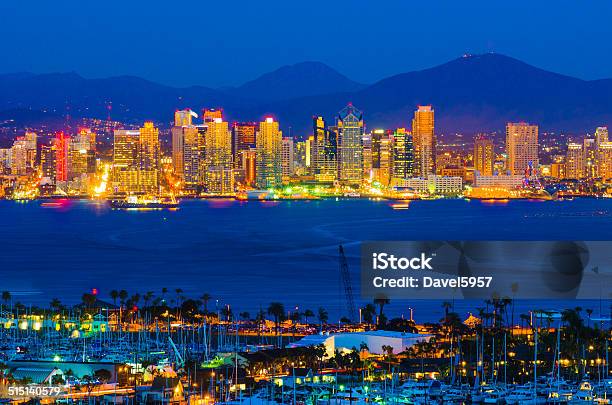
599,142,612,180
232,122,257,168
281,137,294,178
583,138,598,179
473,174,525,188
595,126,609,147
174,108,195,127
396,175,462,195
391,128,414,186
240,148,257,186
565,143,584,179
204,118,233,194
112,129,140,193
9,138,28,176
505,122,538,176
256,117,282,189
412,106,436,177
312,116,337,182
550,162,565,179
138,122,160,193
182,126,203,190
171,109,198,178
54,132,70,182
473,134,494,176
40,144,57,181
337,104,363,185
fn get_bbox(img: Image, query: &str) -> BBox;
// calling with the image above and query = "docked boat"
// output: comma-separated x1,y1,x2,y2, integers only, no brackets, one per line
109,195,179,209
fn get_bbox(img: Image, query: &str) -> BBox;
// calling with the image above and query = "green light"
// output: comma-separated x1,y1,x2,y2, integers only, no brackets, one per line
53,355,61,362
339,385,345,391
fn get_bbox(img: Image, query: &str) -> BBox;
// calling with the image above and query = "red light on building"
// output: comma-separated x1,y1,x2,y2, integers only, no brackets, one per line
91,288,98,296
55,132,69,182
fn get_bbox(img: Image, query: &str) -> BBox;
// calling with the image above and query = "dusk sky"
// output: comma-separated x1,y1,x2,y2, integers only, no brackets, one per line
2,0,612,87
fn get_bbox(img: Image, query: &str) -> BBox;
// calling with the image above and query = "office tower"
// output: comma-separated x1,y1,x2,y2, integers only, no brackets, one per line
281,137,294,177
10,139,28,175
473,134,494,176
337,104,363,184
256,117,282,189
113,129,140,192
76,128,96,152
55,132,70,182
369,130,392,186
203,108,223,123
68,142,95,180
204,118,233,194
369,129,384,175
312,116,337,182
241,149,257,186
598,142,612,180
595,126,609,147
583,138,597,178
392,128,414,184
412,105,436,177
182,126,203,190
565,143,584,179
305,135,314,169
139,121,160,193
174,108,196,127
505,122,539,176
232,122,257,167
40,144,57,180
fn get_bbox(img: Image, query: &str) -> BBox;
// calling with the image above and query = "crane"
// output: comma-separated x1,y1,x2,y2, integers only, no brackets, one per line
339,245,357,322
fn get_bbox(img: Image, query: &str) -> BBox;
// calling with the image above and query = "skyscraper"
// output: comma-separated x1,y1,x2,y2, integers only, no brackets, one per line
336,104,363,184
182,126,202,190
54,132,70,182
391,128,414,185
598,142,612,180
203,108,223,123
565,143,584,179
595,126,609,147
473,135,494,176
256,117,282,189
204,118,233,194
172,109,198,178
139,121,160,193
113,129,140,192
505,122,539,176
281,137,294,178
232,122,257,167
312,116,337,182
412,105,435,177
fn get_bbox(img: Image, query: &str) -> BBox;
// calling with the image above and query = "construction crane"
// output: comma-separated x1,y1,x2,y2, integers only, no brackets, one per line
339,245,357,322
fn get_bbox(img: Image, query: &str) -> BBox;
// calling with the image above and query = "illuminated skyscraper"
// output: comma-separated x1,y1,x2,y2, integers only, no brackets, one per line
40,144,57,180
312,116,337,182
204,118,233,194
138,122,160,193
598,142,612,180
174,109,196,127
232,122,257,168
595,126,609,147
473,135,494,176
256,117,282,189
113,129,140,192
54,132,70,182
203,108,223,123
337,104,363,184
281,137,294,178
391,128,414,184
505,122,539,176
565,143,584,179
182,126,203,190
411,106,435,177
172,109,198,178
583,138,598,178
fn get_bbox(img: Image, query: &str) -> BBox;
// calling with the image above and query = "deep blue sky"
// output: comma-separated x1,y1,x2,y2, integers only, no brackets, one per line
1,0,612,88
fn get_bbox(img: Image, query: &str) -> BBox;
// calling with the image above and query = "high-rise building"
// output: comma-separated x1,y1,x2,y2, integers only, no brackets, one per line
412,105,436,177
565,143,584,179
174,108,196,127
182,126,203,190
172,109,198,178
583,138,598,178
54,132,70,182
40,144,57,180
232,122,257,167
312,116,337,182
281,137,294,178
204,118,233,194
391,128,414,185
336,104,363,184
369,130,392,186
203,108,223,123
505,122,539,176
473,135,494,176
256,117,282,189
595,126,609,147
113,129,140,193
241,149,257,187
138,122,160,193
598,142,612,180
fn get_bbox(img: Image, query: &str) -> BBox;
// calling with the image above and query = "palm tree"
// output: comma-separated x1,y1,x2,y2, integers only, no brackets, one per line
317,307,329,330
239,312,250,321
200,293,211,313
362,304,377,325
50,298,62,313
1,291,11,308
374,297,390,325
161,287,168,303
175,288,183,308
118,290,128,307
109,290,119,307
303,309,314,324
143,291,154,308
267,302,285,335
81,293,97,308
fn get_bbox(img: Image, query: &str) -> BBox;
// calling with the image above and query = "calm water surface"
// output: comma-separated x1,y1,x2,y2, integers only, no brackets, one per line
1,198,611,322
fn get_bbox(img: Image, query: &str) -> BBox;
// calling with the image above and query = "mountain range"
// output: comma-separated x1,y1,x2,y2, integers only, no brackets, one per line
1,54,611,135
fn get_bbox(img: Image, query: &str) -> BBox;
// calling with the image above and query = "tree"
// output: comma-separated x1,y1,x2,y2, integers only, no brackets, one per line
1,291,11,307
361,304,377,325
110,290,119,307
267,302,285,335
81,293,97,308
118,290,128,307
374,297,390,326
239,312,250,321
50,298,63,313
317,307,329,329
303,309,314,324
200,293,211,313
